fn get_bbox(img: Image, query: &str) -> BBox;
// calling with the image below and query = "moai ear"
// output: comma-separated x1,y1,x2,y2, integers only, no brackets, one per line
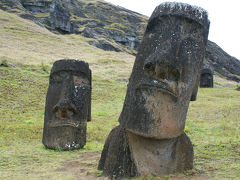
87,70,92,122
191,72,200,101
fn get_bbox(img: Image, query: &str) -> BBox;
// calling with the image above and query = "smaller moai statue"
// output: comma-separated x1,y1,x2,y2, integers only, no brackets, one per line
42,59,91,150
200,66,213,87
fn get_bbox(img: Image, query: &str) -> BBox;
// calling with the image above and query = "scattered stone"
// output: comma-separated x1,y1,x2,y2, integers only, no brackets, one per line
42,59,92,150
206,41,240,83
99,2,210,178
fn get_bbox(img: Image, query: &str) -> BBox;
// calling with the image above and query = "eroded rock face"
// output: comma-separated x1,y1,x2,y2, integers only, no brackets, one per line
49,0,79,33
21,0,52,13
99,2,209,178
205,41,240,82
89,40,121,52
42,59,91,150
200,67,213,88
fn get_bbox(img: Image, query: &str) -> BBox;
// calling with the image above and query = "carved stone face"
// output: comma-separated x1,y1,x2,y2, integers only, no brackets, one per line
119,14,209,139
42,59,91,150
200,68,213,88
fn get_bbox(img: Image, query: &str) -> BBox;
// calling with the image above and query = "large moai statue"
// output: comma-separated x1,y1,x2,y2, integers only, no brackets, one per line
98,2,209,178
42,59,91,150
200,66,213,88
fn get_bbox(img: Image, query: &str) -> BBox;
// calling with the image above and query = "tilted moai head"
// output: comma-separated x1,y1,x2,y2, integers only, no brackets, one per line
42,59,91,150
200,66,213,88
119,2,210,139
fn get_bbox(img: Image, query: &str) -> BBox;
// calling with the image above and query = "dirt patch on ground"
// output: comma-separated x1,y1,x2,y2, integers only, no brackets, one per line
55,151,109,180
56,151,209,180
170,175,210,180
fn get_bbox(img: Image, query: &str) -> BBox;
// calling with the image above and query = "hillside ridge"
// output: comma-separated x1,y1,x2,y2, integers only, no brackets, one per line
0,0,239,82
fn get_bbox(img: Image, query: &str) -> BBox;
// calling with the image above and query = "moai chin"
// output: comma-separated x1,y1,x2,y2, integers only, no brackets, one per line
42,59,91,150
200,66,213,88
98,2,210,178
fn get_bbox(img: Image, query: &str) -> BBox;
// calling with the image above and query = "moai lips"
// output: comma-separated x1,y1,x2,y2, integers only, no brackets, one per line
42,59,91,150
119,2,210,139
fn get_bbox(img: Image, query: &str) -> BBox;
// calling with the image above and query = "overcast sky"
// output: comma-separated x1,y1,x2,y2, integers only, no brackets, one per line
105,0,240,60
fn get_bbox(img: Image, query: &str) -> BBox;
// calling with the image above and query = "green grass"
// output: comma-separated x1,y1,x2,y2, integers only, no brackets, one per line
186,88,240,179
0,8,240,180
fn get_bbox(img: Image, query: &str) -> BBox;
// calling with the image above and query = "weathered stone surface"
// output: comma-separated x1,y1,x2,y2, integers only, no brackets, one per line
190,72,200,101
205,41,240,82
119,2,210,139
82,27,98,39
42,59,91,150
127,131,193,176
99,2,209,178
49,0,73,33
98,126,137,179
0,0,23,12
21,0,52,13
89,40,120,52
99,126,193,178
200,66,213,88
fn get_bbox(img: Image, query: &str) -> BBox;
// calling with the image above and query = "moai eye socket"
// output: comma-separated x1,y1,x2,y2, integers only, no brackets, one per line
73,75,89,86
50,71,69,83
144,62,180,82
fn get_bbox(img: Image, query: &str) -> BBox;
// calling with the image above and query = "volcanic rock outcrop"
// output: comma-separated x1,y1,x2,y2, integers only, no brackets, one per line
0,0,239,82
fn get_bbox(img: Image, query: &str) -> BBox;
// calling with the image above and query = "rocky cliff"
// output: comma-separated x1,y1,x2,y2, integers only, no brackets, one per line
0,0,147,54
0,0,239,82
205,41,240,82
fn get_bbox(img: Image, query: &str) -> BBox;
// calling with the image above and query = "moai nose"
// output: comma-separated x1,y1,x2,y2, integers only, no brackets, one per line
54,104,76,119
144,61,180,82
52,74,77,119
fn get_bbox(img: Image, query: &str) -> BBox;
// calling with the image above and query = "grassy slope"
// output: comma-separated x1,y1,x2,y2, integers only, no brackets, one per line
0,9,239,179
